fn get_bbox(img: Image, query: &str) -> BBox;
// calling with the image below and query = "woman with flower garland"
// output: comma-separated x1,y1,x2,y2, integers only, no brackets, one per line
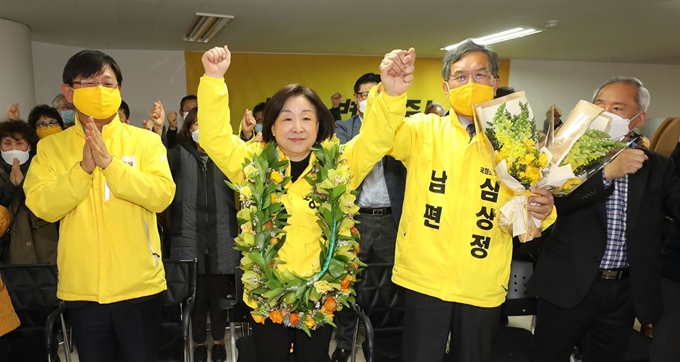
197,45,414,362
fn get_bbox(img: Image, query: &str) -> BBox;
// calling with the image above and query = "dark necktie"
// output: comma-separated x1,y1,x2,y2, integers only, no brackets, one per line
466,123,476,140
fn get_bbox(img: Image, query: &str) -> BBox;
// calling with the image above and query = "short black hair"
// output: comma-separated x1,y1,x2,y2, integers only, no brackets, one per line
62,50,123,85
261,84,335,144
119,100,130,119
354,73,381,94
495,86,516,99
27,105,64,130
180,95,198,112
252,102,266,115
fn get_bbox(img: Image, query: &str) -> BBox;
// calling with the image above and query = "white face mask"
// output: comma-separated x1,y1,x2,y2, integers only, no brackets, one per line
1,149,30,165
603,111,642,141
182,112,189,120
191,129,199,144
357,99,368,114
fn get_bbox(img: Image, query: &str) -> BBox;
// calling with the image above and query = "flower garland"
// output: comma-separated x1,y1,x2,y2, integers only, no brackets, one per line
226,138,362,336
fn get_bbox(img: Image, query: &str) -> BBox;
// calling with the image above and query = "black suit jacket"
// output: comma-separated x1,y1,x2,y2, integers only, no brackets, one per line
528,150,680,324
335,114,406,225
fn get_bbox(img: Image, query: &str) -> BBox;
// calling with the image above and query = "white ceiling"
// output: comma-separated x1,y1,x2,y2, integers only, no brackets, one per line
2,0,680,63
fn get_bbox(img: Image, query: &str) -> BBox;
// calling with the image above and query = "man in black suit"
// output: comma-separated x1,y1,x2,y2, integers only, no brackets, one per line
529,76,680,361
329,73,407,362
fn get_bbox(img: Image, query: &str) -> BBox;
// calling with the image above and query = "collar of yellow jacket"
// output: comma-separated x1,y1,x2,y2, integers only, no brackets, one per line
74,113,123,139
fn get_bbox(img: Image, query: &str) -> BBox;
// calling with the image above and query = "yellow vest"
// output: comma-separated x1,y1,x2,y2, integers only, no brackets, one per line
388,113,555,307
24,116,175,303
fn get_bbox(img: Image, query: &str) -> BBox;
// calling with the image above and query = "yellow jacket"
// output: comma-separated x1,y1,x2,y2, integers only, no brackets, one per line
23,115,175,304
0,277,19,337
388,113,555,307
197,75,404,280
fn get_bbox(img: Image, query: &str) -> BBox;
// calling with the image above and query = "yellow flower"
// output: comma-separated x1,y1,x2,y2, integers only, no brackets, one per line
251,313,266,325
314,280,333,294
327,169,350,186
243,164,258,180
339,193,359,214
523,138,536,149
524,153,536,164
239,186,252,201
240,222,253,233
237,208,251,221
538,153,549,168
270,170,283,183
320,136,339,150
305,315,315,329
271,193,280,203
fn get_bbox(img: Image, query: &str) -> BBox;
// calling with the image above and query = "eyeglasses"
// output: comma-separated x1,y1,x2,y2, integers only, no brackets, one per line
36,119,60,129
355,91,370,100
70,79,119,89
448,70,493,85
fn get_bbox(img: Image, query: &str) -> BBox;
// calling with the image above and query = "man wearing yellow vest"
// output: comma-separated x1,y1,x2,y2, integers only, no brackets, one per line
23,50,176,362
385,40,555,362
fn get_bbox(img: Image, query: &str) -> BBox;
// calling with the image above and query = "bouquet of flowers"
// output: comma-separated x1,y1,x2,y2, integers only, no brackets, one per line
226,140,363,336
540,100,628,195
475,94,628,242
476,93,547,242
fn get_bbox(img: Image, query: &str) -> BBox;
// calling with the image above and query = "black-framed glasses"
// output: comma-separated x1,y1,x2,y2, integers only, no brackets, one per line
355,91,370,100
36,119,60,129
70,79,119,89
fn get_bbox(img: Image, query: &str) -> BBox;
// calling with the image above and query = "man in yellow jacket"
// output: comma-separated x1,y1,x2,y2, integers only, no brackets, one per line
23,50,175,362
386,40,555,362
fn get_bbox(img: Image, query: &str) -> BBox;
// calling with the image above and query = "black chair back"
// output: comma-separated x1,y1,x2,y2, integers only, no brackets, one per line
501,260,536,317
351,263,404,362
0,264,59,362
158,259,197,362
487,260,537,362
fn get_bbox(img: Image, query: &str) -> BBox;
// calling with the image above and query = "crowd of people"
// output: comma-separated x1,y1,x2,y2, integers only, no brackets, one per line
0,39,676,362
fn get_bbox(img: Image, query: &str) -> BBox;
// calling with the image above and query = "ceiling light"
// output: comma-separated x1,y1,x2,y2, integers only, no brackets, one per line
442,27,543,51
183,13,234,43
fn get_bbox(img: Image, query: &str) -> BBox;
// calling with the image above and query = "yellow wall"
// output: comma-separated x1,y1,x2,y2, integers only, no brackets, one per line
184,51,510,128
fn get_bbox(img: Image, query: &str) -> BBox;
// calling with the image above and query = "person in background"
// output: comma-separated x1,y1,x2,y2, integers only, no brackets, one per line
329,71,406,362
494,86,516,99
542,105,563,134
162,107,238,362
26,105,64,140
118,100,131,124
329,73,381,123
52,94,76,128
23,49,175,362
5,104,19,122
0,120,58,265
424,102,445,117
239,101,267,142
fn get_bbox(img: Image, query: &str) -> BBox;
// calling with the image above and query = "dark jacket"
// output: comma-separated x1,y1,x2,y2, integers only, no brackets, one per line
662,143,680,282
167,144,239,275
0,159,58,265
335,114,406,224
528,150,680,324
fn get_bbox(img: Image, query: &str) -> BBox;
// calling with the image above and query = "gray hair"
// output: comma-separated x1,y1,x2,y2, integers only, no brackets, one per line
592,76,651,112
52,93,65,109
441,39,500,80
